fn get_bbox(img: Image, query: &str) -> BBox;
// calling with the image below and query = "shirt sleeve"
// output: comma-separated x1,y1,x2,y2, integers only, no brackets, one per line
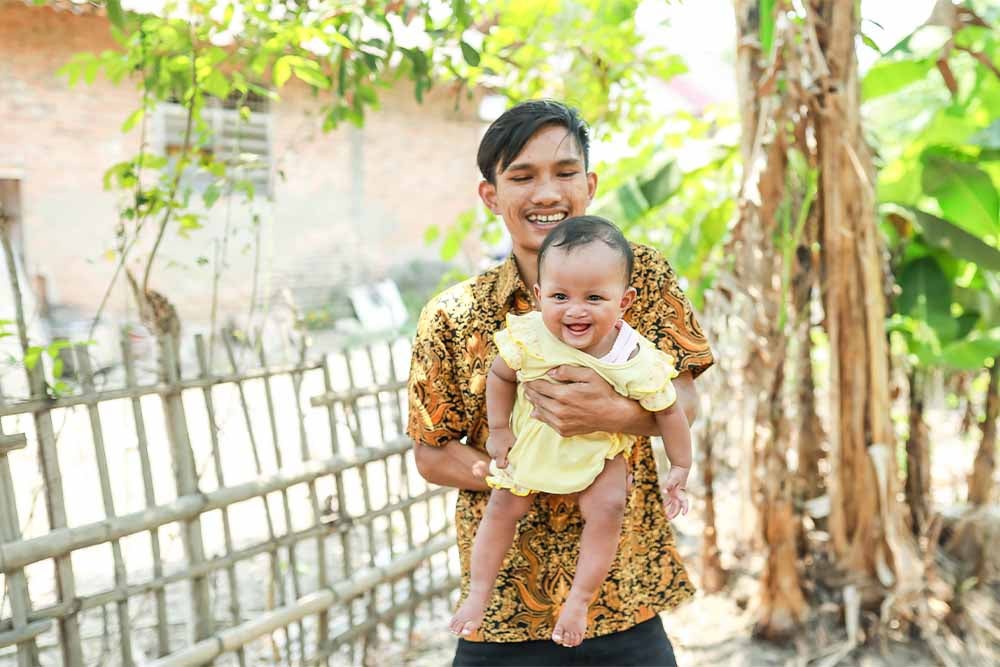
406,296,468,448
628,244,714,379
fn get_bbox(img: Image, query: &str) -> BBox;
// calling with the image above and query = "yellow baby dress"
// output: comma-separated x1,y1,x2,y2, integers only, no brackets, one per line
486,311,679,496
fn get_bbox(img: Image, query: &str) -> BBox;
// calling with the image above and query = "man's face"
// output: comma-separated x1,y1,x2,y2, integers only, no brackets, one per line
478,124,598,260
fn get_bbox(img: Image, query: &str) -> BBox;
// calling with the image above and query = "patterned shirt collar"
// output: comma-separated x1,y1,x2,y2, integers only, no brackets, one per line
494,254,534,313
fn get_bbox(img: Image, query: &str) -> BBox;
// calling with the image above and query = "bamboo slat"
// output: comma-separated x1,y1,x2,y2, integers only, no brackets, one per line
320,354,357,664
194,334,247,667
74,346,135,667
147,534,456,667
221,333,290,660
257,343,307,663
156,335,214,643
0,424,39,665
122,335,171,656
0,486,452,635
292,339,329,665
343,352,380,662
29,369,84,665
0,439,411,573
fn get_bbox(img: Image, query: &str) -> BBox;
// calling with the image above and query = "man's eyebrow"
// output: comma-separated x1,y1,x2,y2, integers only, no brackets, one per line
503,157,583,173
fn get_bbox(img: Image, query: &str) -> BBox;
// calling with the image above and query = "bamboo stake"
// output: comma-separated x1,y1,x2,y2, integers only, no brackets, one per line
320,353,357,664
147,535,456,667
0,431,40,665
344,352,380,662
221,333,289,660
256,343,306,663
365,344,399,639
194,335,247,667
74,346,135,666
157,334,214,643
121,334,170,656
291,339,329,665
1,219,85,665
386,341,418,644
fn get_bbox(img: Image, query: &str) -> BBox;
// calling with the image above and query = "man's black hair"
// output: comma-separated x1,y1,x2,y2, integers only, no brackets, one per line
477,100,590,184
537,216,634,284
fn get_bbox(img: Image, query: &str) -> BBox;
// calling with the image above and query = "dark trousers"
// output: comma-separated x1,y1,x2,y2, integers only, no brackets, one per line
452,615,678,666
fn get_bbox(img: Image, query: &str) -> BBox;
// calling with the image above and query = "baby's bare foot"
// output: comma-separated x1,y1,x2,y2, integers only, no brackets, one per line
551,595,590,647
449,593,488,637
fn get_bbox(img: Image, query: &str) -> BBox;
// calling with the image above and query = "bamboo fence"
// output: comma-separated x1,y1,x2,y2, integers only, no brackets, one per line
0,329,459,666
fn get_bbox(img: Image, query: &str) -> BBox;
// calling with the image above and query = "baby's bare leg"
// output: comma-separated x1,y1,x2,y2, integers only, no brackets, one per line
449,488,534,636
552,456,628,647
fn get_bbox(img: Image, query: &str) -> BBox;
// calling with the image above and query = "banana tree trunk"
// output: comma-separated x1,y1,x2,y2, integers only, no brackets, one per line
811,1,920,598
968,362,998,505
905,369,931,534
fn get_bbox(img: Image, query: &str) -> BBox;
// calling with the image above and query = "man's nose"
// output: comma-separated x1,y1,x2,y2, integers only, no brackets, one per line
530,176,560,205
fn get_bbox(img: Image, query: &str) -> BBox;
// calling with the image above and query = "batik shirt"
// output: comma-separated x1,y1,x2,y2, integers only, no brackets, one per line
407,243,714,642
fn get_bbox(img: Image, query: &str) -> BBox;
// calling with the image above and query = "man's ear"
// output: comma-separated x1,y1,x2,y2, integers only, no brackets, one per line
478,180,499,213
586,171,598,202
620,286,637,312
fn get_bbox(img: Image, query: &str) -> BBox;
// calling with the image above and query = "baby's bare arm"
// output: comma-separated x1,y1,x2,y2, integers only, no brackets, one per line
486,356,517,465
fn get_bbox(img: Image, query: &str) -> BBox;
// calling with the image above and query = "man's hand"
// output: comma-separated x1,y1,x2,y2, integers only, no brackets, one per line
661,465,690,520
522,365,638,437
486,427,515,468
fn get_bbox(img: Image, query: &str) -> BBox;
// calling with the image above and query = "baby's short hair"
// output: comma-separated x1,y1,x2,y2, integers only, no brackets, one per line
537,216,634,284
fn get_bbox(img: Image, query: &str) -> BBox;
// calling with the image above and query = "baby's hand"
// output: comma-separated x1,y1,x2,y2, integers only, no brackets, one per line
486,428,515,468
661,465,690,520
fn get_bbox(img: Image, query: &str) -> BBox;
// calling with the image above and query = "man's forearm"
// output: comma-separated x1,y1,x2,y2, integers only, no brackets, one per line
413,439,491,491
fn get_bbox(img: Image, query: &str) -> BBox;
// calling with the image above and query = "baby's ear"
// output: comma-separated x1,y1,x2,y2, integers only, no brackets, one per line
620,286,637,311
533,284,542,301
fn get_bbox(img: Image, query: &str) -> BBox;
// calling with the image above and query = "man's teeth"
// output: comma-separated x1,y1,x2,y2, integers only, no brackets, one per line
528,214,566,223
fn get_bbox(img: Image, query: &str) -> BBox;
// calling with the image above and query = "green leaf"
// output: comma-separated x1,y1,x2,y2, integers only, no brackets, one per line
616,181,648,224
202,69,230,99
24,347,42,371
460,41,481,67
638,162,681,209
940,328,1000,370
862,58,934,101
758,0,775,58
105,0,125,31
293,66,330,89
921,152,1000,239
907,208,1000,272
441,232,461,260
895,256,957,341
202,183,222,208
273,56,293,88
424,225,440,244
121,107,144,132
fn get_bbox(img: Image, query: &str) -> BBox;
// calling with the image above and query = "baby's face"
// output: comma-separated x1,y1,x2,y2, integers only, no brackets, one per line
533,244,636,357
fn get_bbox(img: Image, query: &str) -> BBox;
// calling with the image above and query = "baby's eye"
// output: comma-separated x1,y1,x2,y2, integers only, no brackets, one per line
588,295,604,301
552,293,568,301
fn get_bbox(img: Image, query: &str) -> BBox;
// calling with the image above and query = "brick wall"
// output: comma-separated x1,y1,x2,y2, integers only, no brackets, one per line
0,2,484,325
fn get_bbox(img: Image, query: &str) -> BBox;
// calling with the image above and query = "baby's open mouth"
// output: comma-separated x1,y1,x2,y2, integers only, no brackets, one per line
565,323,591,334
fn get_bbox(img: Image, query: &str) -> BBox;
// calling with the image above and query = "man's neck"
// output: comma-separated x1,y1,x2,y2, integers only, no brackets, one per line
512,250,539,295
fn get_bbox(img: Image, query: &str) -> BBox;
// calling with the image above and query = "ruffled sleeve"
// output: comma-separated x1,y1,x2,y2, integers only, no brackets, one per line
493,327,523,371
493,312,542,371
629,348,680,412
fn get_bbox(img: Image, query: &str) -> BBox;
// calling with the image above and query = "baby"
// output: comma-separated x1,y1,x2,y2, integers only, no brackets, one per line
448,215,692,647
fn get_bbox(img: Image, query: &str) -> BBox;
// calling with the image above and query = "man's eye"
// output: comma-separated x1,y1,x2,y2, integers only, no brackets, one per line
559,171,579,178
510,175,531,182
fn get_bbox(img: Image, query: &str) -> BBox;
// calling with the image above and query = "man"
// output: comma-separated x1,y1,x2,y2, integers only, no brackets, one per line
408,100,713,666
